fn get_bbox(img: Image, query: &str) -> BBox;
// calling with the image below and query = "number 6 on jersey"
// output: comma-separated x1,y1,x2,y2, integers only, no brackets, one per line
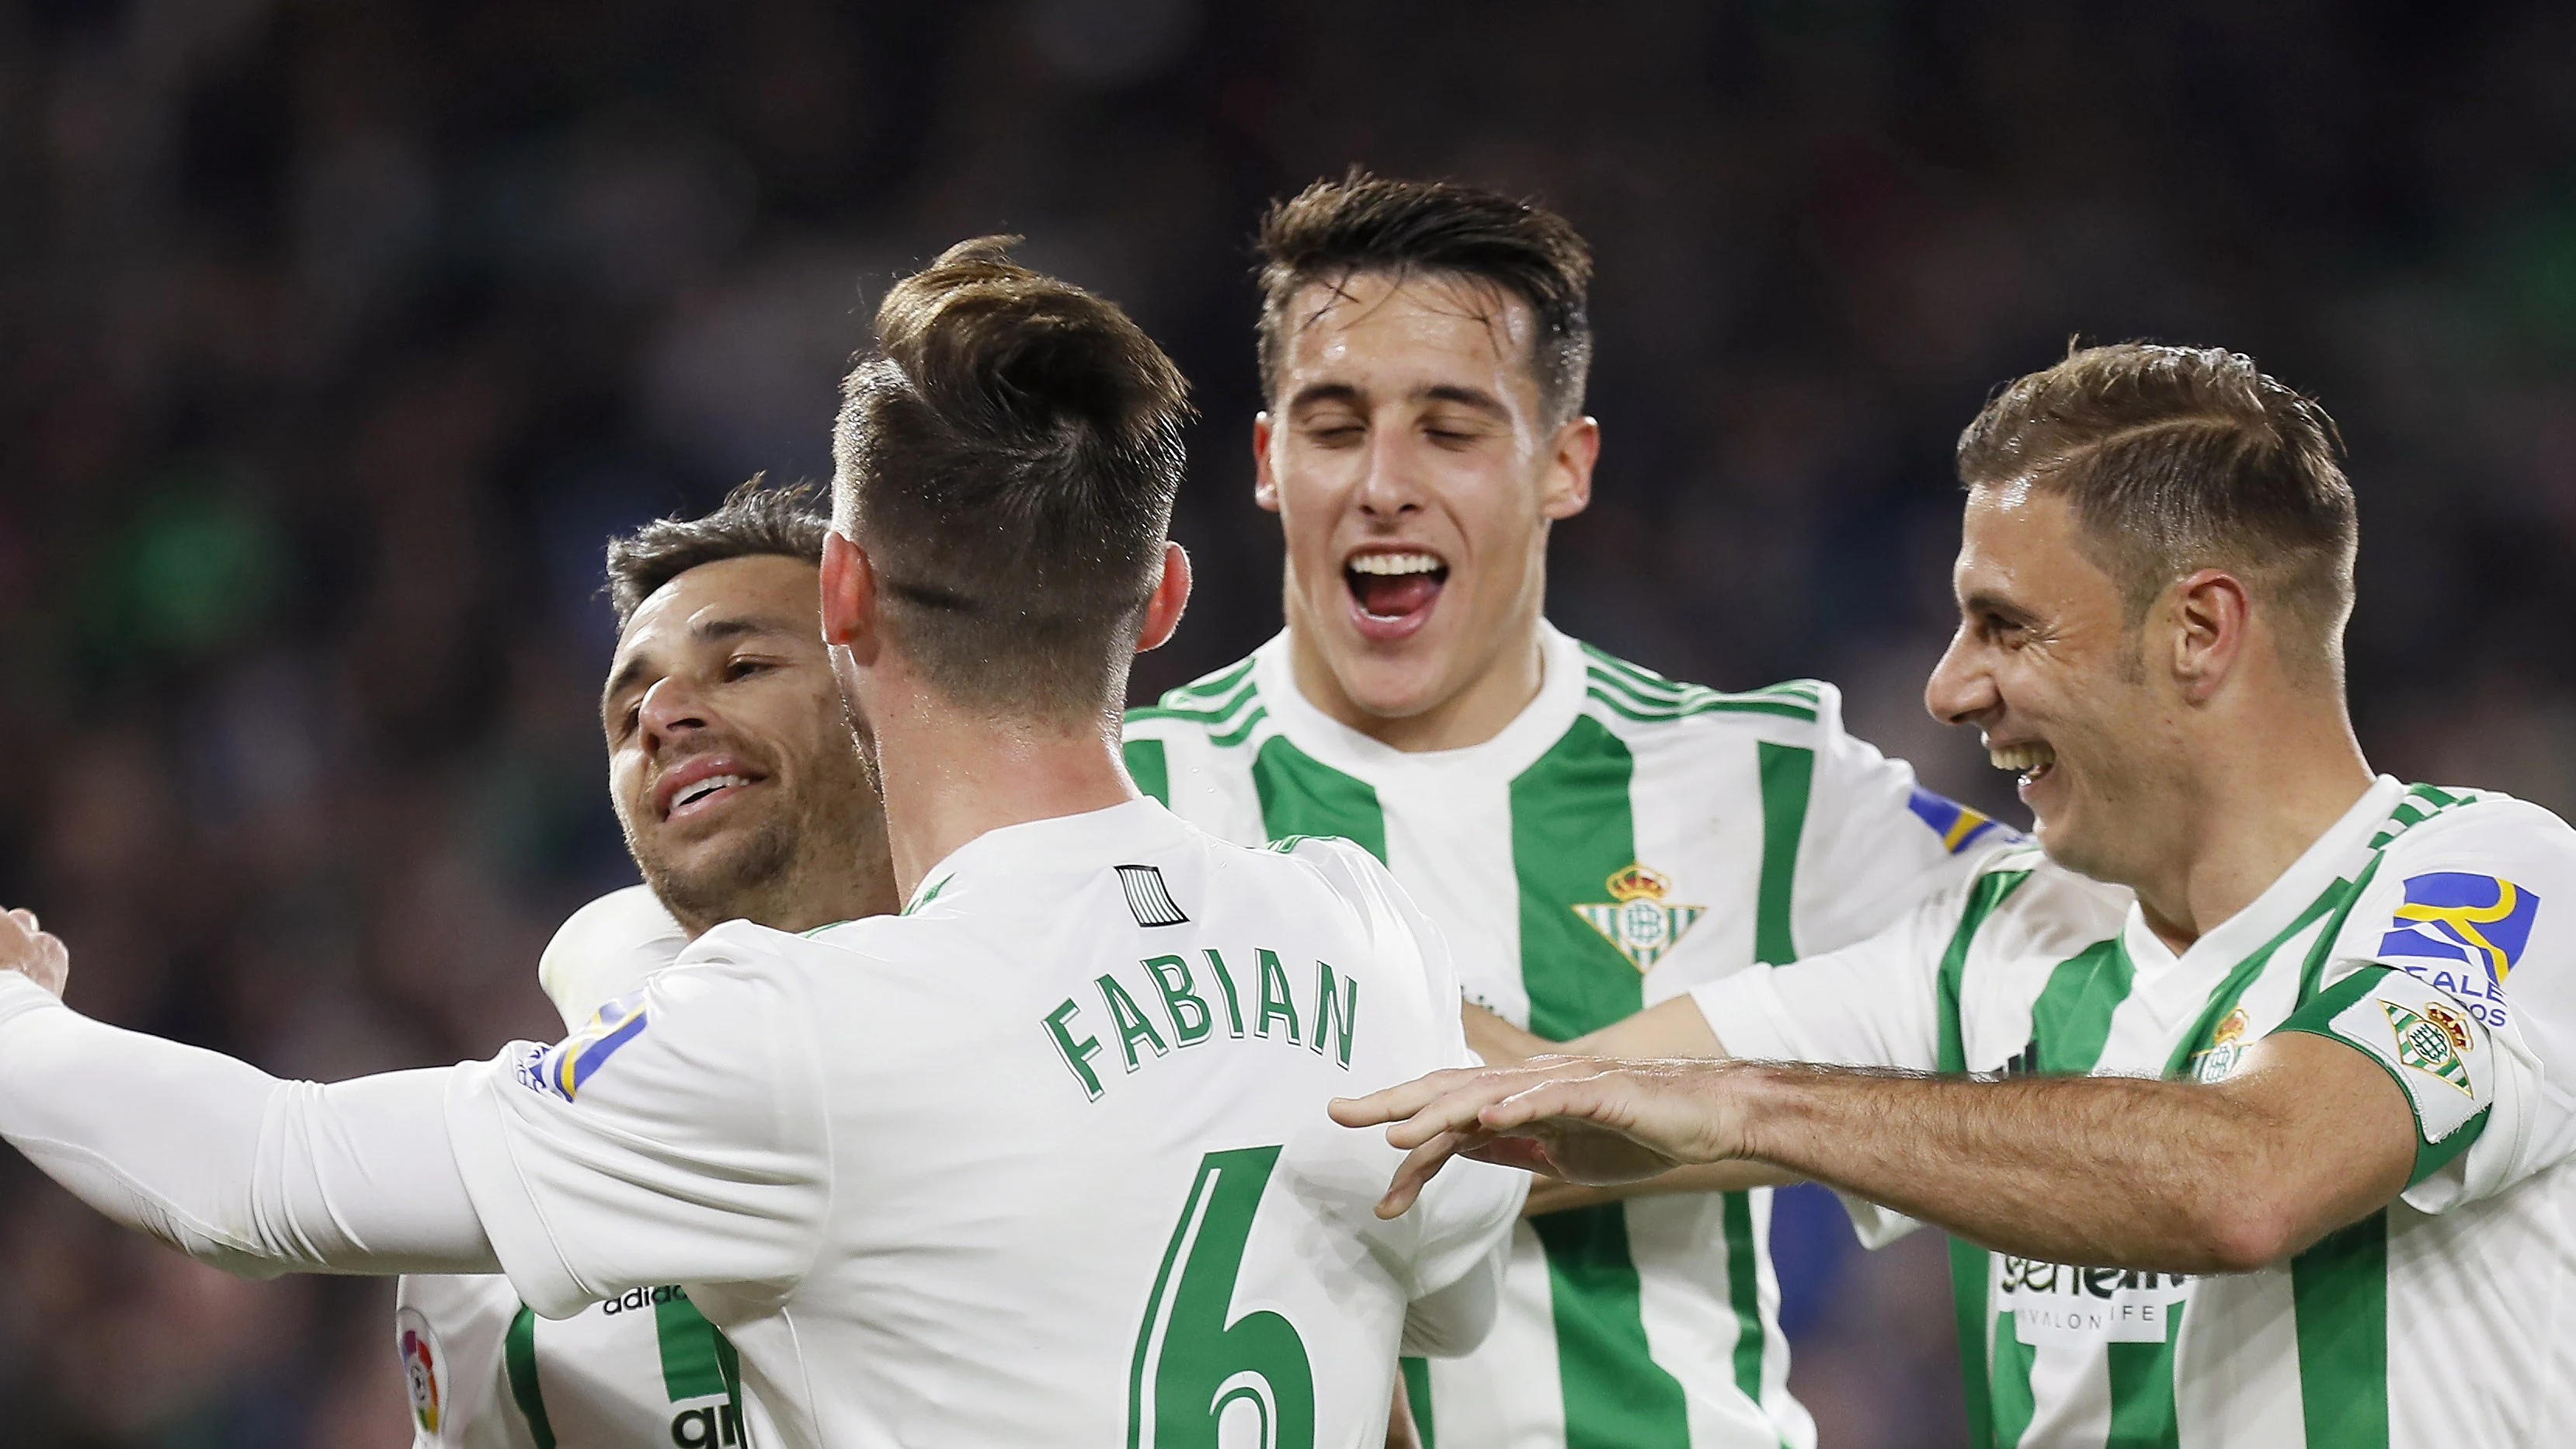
1128,1146,1316,1449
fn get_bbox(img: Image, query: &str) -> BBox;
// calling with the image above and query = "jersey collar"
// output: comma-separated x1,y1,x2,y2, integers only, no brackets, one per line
900,797,1191,915
1250,620,1593,782
2118,774,2409,987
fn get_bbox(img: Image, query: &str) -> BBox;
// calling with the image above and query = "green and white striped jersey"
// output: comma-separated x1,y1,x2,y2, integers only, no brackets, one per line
1125,624,2008,1449
1696,776,2576,1447
398,889,742,1449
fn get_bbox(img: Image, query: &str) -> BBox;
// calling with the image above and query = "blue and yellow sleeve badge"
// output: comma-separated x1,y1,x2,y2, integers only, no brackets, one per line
2377,872,2539,988
1907,787,2012,855
516,988,650,1102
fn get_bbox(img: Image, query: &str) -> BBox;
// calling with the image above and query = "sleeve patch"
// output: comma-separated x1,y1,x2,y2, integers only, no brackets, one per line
2378,871,2539,987
2282,966,2494,1184
515,988,648,1102
1906,787,2017,855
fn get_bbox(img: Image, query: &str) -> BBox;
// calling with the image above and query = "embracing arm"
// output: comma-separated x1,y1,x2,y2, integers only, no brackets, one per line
0,913,496,1277
1344,1030,2415,1274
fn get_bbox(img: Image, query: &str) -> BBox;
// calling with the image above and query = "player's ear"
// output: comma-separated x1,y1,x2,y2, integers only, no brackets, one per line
1539,415,1599,523
2168,567,2250,702
1252,412,1281,514
820,529,881,660
1136,541,1192,654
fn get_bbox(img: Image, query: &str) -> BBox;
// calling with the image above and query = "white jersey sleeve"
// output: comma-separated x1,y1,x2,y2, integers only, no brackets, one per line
2283,797,2576,1214
443,930,833,1319
1789,684,2021,956
1277,836,1526,1346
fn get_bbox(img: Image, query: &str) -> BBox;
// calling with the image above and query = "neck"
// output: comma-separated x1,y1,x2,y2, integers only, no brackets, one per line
2129,693,2375,952
865,688,1136,902
1290,605,1549,755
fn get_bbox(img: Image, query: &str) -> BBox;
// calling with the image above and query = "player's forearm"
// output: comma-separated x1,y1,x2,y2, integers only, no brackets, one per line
0,978,498,1275
1726,1062,2327,1274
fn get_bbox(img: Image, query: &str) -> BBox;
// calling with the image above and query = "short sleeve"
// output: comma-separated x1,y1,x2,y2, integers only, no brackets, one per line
1789,684,2022,957
2289,798,2576,1214
536,885,688,1034
443,930,832,1318
1693,866,1969,1074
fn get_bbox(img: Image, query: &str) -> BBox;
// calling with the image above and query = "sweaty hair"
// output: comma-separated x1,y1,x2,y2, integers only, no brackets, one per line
1253,170,1594,425
606,477,829,630
1957,342,2358,685
831,236,1191,719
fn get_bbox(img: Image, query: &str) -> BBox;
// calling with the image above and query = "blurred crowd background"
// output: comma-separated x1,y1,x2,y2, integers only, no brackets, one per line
2,1,2573,1444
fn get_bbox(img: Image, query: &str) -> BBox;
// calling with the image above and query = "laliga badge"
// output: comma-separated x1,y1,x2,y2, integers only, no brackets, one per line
396,1306,444,1435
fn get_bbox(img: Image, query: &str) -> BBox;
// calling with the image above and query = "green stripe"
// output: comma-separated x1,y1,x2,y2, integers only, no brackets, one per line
656,1287,731,1399
1578,644,1823,711
1511,717,1690,1449
1400,1356,1435,1448
1125,738,1170,805
2025,937,2133,1072
1171,656,1257,701
2298,857,2385,1004
1753,742,1813,965
1932,867,2034,1449
2293,1214,2390,1447
1126,679,1260,727
1530,1207,1691,1449
1720,1190,1770,1409
504,1305,558,1449
2161,882,2357,1078
1583,679,1818,723
1209,704,1269,750
1986,1319,2036,1449
2106,1332,2184,1447
1249,735,1385,862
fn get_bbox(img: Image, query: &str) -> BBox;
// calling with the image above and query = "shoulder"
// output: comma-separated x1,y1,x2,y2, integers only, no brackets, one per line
2370,784,2576,866
1573,640,1839,738
2357,787,2576,961
538,885,687,1033
1123,652,1266,743
1956,844,2133,953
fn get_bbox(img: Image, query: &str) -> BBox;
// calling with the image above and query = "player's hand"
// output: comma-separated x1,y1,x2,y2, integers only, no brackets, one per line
1462,1002,1552,1065
0,908,70,999
1330,1056,1752,1218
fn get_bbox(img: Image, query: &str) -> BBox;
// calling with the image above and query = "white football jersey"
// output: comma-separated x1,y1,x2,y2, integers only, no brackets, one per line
1695,777,2576,1447
439,801,1527,1449
398,888,739,1449
1124,624,2006,1449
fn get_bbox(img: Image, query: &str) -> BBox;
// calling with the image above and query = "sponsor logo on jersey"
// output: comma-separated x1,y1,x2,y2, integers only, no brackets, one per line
516,988,649,1101
1907,787,2013,855
1994,1256,2192,1346
395,1306,443,1434
2384,999,2475,1095
1572,863,1705,972
2380,871,2539,987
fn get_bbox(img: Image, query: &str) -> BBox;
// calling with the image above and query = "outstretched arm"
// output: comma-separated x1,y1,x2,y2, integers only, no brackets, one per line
0,909,497,1277
1337,1030,2417,1274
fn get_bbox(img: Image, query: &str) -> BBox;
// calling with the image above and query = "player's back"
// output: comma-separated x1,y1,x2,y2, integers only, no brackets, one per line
687,800,1521,1447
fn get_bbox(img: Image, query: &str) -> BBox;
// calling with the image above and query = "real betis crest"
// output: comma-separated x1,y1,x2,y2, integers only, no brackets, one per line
1573,863,1705,973
2383,999,2473,1096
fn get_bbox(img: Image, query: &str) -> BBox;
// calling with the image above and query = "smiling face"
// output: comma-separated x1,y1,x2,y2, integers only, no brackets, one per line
1255,270,1596,747
603,553,891,935
1924,484,2188,887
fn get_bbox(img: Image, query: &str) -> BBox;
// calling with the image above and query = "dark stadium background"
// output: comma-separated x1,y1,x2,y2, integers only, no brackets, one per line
2,2,2571,1443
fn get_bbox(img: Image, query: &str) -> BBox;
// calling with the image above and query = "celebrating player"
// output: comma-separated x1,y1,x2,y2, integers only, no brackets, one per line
398,481,897,1448
0,238,1528,1448
1340,343,2576,1446
1125,172,2011,1449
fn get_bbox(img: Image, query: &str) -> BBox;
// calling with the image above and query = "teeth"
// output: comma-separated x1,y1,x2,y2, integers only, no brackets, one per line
1988,744,2055,776
673,774,749,809
1348,551,1444,576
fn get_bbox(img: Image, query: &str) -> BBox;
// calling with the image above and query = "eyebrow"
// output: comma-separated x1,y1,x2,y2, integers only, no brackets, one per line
602,613,806,706
1281,380,1510,416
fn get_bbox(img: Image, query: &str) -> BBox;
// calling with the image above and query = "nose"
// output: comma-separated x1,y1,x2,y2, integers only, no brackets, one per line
1352,426,1426,521
638,674,711,751
1924,625,1998,728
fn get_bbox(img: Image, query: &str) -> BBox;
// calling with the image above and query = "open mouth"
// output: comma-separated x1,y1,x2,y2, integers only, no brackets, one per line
655,757,770,822
1344,549,1448,641
1989,741,2056,794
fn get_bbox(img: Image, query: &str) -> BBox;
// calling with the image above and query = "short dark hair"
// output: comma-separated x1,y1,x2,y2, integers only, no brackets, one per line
605,477,830,630
1957,342,2358,683
831,236,1190,718
1253,170,1594,424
